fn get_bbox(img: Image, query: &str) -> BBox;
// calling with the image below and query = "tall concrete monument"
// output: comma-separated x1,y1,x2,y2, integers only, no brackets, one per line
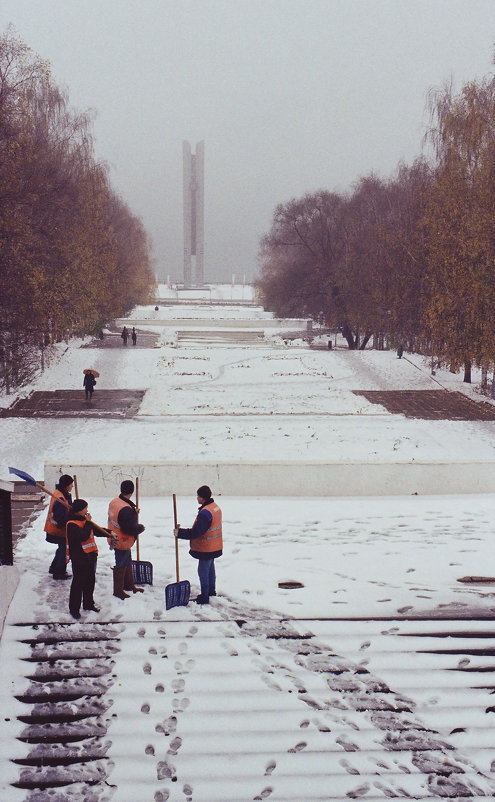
183,140,204,287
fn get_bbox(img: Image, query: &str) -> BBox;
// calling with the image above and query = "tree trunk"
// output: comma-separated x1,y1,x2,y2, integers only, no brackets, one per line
463,360,471,383
481,363,488,390
359,332,372,350
341,323,356,349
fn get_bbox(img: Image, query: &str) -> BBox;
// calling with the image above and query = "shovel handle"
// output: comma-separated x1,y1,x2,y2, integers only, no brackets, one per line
173,493,179,582
74,475,79,499
36,482,108,537
136,476,140,561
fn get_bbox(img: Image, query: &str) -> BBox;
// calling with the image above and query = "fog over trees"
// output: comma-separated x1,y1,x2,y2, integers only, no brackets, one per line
257,62,495,387
0,27,154,389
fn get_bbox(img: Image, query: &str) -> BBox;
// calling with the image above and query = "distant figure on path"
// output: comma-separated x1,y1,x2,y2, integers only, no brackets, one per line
83,372,96,400
121,326,128,346
44,474,73,580
131,327,137,346
175,485,222,604
397,344,404,359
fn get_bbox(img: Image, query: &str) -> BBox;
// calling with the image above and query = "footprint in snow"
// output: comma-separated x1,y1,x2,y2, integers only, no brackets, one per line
145,744,155,755
183,783,193,800
179,642,188,655
149,647,158,655
157,758,176,780
172,678,185,693
173,697,190,713
359,641,370,650
154,791,169,802
187,625,198,636
264,760,276,776
167,735,182,755
288,741,307,753
143,662,152,674
155,683,165,693
253,787,273,800
138,627,146,638
153,609,163,620
299,720,310,728
141,703,150,714
155,715,177,736
397,606,413,613
346,782,370,798
339,758,360,775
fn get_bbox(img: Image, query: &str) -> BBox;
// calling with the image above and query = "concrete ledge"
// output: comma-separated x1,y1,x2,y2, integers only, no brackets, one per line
45,461,495,497
0,566,20,640
114,318,307,329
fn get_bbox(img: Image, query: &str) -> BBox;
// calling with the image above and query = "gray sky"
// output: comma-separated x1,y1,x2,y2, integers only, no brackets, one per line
1,0,495,282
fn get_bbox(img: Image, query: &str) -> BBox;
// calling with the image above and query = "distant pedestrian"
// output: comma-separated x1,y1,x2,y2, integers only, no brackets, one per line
83,372,96,400
44,474,73,580
397,344,404,359
121,326,128,346
131,327,137,346
66,498,107,619
175,485,222,604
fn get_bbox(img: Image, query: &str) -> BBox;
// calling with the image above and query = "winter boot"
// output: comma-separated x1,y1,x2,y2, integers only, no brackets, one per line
113,566,130,600
124,564,144,593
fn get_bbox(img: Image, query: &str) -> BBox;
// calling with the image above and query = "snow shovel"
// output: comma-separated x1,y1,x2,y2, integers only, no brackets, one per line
165,494,190,610
132,477,153,585
8,467,110,538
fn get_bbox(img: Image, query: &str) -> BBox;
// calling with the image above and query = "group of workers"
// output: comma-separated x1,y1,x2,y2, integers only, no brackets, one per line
44,475,223,618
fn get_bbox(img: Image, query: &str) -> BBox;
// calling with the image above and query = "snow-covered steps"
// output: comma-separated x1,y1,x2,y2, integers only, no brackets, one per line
2,615,495,800
177,329,268,346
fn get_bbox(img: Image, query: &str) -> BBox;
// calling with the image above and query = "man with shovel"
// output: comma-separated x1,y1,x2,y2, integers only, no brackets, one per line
174,485,222,604
44,473,74,580
107,480,145,599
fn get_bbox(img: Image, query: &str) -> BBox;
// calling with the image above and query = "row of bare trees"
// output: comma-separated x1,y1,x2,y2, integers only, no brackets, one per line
257,70,495,384
0,27,155,389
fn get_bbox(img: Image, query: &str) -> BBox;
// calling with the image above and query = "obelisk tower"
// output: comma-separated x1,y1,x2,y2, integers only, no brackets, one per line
183,140,204,287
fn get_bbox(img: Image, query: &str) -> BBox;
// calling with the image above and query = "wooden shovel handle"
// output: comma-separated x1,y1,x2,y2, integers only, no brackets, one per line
173,493,179,582
36,482,108,537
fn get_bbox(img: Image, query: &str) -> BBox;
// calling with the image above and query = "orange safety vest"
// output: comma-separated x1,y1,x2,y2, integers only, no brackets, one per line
107,497,136,550
44,489,70,538
190,502,223,553
66,517,98,562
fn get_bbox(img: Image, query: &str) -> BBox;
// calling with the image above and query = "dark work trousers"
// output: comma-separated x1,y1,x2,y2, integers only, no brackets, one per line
197,558,216,597
69,554,97,614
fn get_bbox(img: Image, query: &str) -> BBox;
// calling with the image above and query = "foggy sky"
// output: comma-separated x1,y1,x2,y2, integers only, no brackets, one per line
1,0,495,282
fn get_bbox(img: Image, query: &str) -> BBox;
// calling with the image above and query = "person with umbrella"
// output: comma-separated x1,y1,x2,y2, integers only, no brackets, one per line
83,369,98,400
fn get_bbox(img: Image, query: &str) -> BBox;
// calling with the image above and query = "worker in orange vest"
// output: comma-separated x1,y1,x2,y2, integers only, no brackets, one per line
175,485,222,604
44,474,73,580
107,480,145,599
66,498,109,619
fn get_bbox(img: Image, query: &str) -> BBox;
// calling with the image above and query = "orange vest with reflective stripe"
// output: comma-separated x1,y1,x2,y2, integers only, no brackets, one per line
190,502,223,553
44,489,70,538
66,517,98,561
107,497,136,550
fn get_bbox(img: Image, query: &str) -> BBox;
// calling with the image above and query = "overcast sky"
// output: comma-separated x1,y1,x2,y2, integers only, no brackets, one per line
1,0,495,282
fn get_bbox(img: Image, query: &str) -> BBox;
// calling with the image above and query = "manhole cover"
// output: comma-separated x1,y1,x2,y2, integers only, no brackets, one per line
278,581,304,589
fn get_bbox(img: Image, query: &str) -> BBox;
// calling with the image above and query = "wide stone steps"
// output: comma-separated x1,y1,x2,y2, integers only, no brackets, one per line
2,616,495,800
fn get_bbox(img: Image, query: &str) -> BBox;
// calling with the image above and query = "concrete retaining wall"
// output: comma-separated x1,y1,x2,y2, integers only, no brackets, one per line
44,461,495,497
114,318,308,329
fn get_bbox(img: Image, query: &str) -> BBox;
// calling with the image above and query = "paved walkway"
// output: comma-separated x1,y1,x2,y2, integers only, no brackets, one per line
354,390,495,420
1,390,145,419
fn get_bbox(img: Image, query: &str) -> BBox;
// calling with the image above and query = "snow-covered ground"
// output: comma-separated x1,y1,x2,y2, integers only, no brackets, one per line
1,286,495,800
